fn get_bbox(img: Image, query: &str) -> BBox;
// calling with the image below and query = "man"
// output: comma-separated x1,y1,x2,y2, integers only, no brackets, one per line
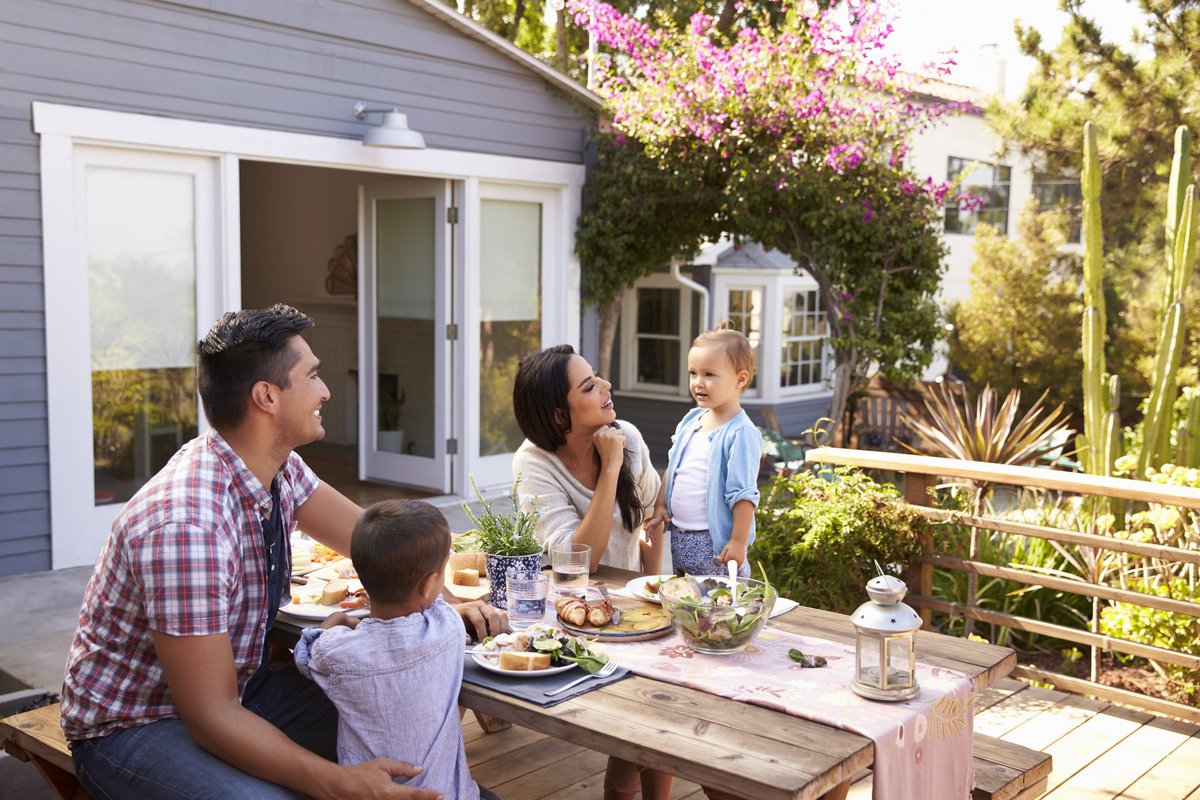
62,305,506,799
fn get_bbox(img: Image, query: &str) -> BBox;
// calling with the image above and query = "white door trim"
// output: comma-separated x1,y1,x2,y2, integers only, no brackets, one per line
43,145,227,568
35,102,584,565
33,102,585,187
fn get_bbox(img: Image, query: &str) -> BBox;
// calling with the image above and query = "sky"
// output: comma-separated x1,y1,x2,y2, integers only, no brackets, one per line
883,0,1148,99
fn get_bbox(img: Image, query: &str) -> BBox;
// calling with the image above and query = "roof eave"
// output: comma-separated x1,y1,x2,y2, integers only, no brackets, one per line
402,0,603,112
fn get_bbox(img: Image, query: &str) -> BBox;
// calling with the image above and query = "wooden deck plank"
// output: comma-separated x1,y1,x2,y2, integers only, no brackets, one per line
976,678,1031,713
1038,705,1155,796
464,723,547,763
470,734,589,788
975,686,1070,738
491,747,609,800
995,692,1110,753
1118,728,1200,799
1063,718,1200,799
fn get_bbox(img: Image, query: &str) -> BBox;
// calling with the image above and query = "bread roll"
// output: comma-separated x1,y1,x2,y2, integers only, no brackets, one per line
498,651,552,671
452,568,480,586
320,579,348,606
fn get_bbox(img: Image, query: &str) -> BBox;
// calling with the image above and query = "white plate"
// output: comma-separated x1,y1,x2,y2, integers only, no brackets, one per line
470,653,576,676
277,603,370,620
623,575,676,604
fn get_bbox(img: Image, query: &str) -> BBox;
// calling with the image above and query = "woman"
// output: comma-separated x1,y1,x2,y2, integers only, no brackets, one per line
512,345,673,800
512,344,663,573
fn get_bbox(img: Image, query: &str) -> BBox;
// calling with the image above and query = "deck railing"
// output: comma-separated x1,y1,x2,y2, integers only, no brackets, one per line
807,447,1200,724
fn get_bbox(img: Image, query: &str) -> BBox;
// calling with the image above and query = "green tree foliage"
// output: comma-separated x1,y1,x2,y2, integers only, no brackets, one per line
990,0,1200,399
991,0,1200,251
949,203,1083,416
571,1,956,430
445,0,786,81
574,132,723,373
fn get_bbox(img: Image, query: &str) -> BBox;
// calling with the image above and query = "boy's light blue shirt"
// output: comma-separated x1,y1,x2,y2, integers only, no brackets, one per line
664,407,763,554
294,597,479,800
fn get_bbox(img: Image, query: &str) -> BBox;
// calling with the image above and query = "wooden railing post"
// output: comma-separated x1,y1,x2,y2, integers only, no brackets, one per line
903,473,935,629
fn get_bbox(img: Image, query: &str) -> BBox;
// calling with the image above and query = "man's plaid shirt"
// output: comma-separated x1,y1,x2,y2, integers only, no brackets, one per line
60,430,319,741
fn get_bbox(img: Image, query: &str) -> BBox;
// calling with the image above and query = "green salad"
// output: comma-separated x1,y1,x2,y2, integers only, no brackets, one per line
660,572,776,653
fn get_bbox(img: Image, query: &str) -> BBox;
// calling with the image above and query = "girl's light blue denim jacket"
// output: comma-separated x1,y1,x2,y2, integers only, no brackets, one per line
663,407,763,554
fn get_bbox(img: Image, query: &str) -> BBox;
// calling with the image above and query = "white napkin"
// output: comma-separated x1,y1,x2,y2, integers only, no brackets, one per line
769,597,799,618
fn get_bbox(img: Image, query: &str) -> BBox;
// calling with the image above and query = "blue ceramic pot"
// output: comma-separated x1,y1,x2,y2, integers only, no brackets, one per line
484,552,543,610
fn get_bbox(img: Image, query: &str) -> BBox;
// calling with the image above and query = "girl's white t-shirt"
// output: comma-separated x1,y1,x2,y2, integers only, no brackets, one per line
670,419,710,531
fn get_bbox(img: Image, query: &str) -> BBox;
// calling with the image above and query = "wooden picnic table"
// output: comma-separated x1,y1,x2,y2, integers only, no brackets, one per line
273,563,1016,800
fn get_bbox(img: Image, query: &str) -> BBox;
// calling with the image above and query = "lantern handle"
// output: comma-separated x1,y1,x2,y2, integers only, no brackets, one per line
873,559,886,578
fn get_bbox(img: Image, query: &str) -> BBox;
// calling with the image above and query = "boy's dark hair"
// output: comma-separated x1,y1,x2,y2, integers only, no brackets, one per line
512,344,643,533
196,304,314,430
351,500,451,604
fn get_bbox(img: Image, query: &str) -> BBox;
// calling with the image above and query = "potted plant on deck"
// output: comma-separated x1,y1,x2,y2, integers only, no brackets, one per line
459,476,542,610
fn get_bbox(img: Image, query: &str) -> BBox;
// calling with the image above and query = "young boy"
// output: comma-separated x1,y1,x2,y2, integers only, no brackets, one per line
295,500,497,800
647,327,762,577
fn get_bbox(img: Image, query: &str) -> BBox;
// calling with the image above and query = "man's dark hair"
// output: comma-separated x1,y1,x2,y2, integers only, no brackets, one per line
196,304,314,430
351,500,451,604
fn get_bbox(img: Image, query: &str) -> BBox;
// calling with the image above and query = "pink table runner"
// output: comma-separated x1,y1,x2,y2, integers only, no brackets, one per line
606,627,974,800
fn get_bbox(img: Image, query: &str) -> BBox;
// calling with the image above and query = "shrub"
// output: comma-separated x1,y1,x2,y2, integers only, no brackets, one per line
1099,577,1200,704
750,467,930,613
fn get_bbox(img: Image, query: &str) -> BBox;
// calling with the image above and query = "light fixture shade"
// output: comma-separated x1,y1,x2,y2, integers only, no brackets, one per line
363,111,426,149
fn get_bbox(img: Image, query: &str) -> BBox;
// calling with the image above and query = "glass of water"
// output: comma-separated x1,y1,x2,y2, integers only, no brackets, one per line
506,573,549,631
551,542,591,592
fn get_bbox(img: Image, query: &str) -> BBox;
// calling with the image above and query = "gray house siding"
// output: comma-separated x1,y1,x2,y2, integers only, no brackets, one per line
0,0,596,574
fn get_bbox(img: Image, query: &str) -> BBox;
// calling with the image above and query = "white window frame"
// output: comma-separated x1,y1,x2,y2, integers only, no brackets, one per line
720,284,765,401
619,272,694,397
35,102,584,567
712,268,832,404
778,286,830,392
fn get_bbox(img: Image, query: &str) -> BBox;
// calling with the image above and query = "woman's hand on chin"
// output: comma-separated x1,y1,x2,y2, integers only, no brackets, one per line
593,426,627,472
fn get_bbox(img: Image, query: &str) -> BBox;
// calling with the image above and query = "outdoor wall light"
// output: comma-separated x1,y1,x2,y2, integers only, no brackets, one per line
352,102,426,149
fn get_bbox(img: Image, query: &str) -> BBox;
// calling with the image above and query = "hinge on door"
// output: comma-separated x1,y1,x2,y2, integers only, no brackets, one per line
446,323,458,341
447,206,459,224
446,438,458,455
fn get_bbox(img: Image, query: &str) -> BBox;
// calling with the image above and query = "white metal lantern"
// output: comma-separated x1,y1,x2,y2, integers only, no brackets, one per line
850,573,922,701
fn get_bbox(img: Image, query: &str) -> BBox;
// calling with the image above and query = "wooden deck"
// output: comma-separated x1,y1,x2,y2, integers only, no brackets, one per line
305,449,1200,798
465,679,1200,799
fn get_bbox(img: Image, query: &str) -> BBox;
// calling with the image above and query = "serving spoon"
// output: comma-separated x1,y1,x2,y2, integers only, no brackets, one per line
727,559,739,607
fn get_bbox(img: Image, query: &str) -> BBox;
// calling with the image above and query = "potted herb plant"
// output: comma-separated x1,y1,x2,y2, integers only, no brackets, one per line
460,475,542,609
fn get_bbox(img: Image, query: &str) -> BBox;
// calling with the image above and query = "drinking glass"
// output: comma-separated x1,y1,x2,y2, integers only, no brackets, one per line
506,573,550,630
550,542,591,592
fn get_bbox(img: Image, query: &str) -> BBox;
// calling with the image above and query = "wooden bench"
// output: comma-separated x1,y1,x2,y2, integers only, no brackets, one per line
0,703,91,800
5,706,1051,800
972,732,1051,800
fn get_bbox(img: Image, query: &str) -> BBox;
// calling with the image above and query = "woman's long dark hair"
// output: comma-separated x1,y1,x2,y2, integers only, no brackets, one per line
513,345,644,532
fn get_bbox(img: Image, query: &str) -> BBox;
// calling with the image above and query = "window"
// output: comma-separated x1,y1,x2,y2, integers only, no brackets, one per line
725,287,762,393
944,157,1011,236
780,289,827,387
1031,170,1082,243
635,287,681,386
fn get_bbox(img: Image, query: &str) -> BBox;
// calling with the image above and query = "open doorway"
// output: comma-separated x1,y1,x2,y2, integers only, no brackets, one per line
239,160,438,503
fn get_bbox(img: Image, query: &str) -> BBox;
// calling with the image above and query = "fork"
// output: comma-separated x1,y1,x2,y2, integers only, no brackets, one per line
543,659,620,696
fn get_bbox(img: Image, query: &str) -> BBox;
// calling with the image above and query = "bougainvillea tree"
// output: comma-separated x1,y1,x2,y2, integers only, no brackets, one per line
569,0,976,431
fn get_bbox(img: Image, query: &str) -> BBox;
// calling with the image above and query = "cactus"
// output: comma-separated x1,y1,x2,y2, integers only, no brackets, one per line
1136,125,1198,479
1080,121,1107,476
1177,392,1200,469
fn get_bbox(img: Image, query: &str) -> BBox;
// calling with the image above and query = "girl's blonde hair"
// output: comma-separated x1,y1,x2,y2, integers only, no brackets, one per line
693,325,756,385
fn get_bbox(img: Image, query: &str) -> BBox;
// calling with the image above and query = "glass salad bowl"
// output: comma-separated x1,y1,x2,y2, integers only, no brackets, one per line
658,575,776,654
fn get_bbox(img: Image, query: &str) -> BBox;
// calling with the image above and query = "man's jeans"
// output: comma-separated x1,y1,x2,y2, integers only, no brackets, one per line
72,664,336,799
